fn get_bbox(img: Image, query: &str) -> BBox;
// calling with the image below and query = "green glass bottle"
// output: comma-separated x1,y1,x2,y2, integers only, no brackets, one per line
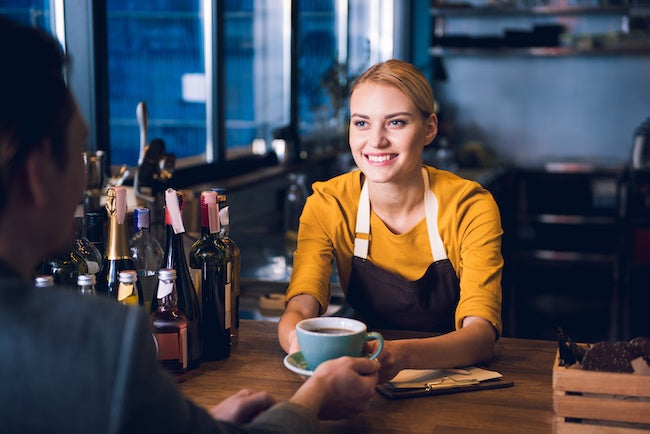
190,191,231,361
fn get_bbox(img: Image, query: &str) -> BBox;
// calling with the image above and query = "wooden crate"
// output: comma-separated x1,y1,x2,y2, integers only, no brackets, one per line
553,352,650,433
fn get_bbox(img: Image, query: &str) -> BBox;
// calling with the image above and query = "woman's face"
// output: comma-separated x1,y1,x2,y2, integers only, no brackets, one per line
349,82,436,185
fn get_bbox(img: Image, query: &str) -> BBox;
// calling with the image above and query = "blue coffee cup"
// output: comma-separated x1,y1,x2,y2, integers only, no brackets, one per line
296,317,384,370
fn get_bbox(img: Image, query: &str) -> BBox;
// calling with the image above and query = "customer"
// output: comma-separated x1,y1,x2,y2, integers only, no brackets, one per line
0,17,379,433
278,59,503,384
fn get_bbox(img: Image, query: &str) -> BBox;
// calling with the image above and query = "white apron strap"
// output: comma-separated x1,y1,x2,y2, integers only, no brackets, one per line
353,168,448,261
422,168,447,260
354,179,371,259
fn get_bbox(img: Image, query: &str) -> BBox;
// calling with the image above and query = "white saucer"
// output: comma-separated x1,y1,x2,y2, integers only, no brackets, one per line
283,351,314,378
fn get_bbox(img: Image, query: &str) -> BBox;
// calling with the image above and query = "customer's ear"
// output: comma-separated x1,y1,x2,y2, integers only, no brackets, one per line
23,139,52,208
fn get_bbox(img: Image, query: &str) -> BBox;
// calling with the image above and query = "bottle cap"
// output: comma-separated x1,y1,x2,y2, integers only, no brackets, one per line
118,270,138,283
158,268,177,281
77,274,96,286
134,207,150,231
35,275,55,288
165,188,186,234
200,191,217,205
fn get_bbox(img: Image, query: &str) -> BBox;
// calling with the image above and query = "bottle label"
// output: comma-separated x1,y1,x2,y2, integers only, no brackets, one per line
219,206,229,227
86,261,100,275
154,328,188,369
225,262,232,329
157,281,173,299
115,186,127,224
117,282,134,302
208,203,220,234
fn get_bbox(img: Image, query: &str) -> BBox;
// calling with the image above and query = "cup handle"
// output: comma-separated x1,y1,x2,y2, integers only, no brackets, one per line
365,331,384,360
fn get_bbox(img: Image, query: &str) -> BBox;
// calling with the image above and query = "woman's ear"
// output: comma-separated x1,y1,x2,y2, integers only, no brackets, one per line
23,139,52,208
424,112,438,144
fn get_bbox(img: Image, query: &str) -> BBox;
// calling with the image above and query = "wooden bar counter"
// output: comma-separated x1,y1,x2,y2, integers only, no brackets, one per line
179,320,557,433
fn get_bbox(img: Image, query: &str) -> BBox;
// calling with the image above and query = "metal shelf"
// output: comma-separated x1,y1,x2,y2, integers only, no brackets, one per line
429,5,643,17
428,46,650,56
518,213,618,225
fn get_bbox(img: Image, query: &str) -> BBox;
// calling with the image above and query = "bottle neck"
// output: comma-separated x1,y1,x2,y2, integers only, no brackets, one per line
220,223,230,239
105,213,131,260
74,216,87,240
79,285,95,295
165,223,187,267
200,202,220,237
199,209,211,237
136,226,151,237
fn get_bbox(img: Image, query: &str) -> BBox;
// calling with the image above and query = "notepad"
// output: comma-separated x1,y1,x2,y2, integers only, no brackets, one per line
377,366,513,399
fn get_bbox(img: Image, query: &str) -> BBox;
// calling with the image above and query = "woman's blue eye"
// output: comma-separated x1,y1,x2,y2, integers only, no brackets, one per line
354,120,367,127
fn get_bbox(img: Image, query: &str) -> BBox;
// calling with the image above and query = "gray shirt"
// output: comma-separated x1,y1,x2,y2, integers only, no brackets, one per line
0,266,318,434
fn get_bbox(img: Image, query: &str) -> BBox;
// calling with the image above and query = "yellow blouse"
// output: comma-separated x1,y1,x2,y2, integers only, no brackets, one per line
285,166,504,336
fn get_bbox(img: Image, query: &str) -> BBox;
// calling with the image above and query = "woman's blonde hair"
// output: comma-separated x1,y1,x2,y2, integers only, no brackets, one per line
350,59,435,119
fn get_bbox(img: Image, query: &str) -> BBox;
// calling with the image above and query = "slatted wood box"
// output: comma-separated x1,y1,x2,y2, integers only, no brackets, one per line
553,351,650,433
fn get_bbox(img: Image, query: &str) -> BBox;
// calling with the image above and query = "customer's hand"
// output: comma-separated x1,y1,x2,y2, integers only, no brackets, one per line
290,356,380,420
209,389,276,424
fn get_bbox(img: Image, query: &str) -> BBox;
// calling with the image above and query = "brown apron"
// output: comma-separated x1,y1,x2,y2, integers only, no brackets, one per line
347,168,460,332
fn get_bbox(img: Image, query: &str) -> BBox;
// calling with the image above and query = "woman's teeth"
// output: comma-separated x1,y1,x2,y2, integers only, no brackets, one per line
366,154,394,163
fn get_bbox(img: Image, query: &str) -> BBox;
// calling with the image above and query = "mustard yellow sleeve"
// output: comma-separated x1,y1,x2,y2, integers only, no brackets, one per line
433,169,503,337
284,172,360,313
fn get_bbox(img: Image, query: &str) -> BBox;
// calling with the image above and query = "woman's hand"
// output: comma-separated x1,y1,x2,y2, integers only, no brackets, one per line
287,328,300,354
278,294,320,353
209,389,276,424
367,339,401,384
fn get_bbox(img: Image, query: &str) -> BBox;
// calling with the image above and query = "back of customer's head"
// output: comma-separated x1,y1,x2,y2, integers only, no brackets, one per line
0,17,74,214
350,59,435,119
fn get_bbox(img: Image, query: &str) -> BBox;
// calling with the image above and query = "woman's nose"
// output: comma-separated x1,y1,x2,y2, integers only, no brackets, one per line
367,126,388,148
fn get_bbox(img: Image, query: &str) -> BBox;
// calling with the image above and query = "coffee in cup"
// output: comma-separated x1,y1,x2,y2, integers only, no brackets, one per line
296,317,383,370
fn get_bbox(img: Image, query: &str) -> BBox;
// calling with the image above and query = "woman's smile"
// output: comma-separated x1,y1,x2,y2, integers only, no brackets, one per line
365,153,398,165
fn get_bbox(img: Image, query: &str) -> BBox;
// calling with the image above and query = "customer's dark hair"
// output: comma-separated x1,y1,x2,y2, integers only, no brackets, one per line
0,16,74,212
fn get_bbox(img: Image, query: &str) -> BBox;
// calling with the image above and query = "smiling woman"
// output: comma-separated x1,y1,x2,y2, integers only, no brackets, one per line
278,59,504,385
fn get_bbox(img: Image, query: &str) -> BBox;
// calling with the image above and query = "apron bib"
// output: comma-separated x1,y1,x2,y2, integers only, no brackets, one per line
347,168,460,331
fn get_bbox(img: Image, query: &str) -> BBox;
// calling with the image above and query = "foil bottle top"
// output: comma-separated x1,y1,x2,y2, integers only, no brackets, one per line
165,188,185,234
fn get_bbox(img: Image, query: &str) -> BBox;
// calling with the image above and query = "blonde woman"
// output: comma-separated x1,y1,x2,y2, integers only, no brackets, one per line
278,59,503,383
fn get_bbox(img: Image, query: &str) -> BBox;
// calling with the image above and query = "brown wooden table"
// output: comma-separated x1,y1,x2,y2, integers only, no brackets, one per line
179,320,557,433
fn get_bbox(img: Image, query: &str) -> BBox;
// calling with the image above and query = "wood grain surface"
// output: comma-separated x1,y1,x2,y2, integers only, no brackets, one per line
179,320,556,433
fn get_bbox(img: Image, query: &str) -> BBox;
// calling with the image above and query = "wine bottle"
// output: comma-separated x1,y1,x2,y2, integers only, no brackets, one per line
283,173,309,259
157,188,201,369
190,191,230,361
38,247,88,288
97,186,144,305
129,207,163,313
117,270,140,306
215,188,240,346
85,210,105,257
151,268,188,374
73,204,102,275
77,273,96,296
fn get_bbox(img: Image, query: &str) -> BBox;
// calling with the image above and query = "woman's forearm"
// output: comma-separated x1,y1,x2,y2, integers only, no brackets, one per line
395,319,496,370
